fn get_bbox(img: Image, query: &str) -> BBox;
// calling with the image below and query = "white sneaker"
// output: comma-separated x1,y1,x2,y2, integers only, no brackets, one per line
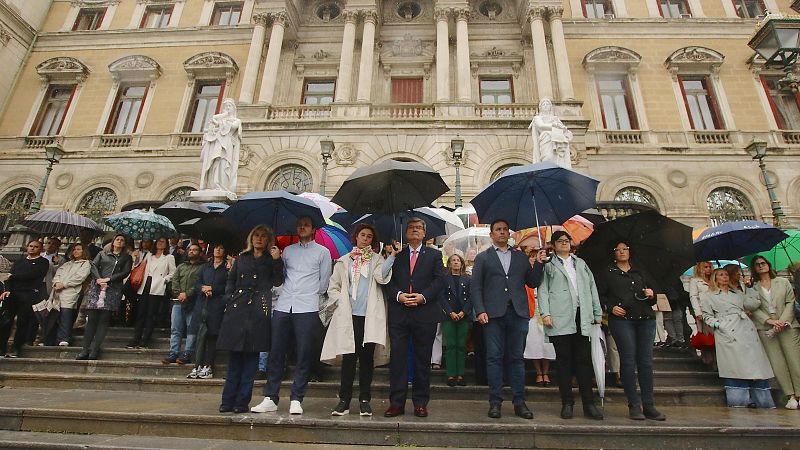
199,366,213,379
186,368,199,379
786,397,799,410
251,397,278,413
58,341,69,347
289,400,303,415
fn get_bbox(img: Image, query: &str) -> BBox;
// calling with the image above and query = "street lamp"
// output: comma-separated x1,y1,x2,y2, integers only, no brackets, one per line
746,139,787,228
450,138,464,208
748,13,800,91
319,139,334,195
29,143,66,213
792,1,800,13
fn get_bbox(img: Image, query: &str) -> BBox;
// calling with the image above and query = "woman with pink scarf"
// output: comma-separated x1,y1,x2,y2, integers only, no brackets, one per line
322,223,392,417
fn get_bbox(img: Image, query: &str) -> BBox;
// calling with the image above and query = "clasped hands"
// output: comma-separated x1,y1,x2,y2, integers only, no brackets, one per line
767,318,789,334
398,292,424,308
541,315,601,327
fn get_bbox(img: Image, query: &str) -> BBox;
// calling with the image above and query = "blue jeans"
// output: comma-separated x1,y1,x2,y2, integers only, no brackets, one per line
264,310,322,403
221,351,259,409
258,352,269,372
484,305,528,406
169,304,196,359
56,308,77,344
609,318,656,406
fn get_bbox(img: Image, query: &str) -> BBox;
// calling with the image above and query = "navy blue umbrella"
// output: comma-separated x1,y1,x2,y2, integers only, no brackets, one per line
471,162,600,231
330,209,362,229
356,208,447,242
222,191,324,236
693,220,788,262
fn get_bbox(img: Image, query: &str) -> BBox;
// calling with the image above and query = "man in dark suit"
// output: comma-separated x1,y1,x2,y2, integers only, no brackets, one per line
382,217,446,418
472,219,547,419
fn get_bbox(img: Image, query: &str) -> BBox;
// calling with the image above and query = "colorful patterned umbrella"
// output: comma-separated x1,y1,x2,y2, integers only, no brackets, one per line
21,210,103,237
744,229,800,272
105,209,176,240
512,215,595,249
276,219,352,259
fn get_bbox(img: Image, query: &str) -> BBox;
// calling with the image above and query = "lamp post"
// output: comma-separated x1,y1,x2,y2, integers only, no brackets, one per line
319,139,334,195
450,138,464,208
748,12,800,91
746,139,787,228
29,143,65,213
792,1,800,13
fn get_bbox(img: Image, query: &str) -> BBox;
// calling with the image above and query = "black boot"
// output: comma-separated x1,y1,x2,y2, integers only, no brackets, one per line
560,402,574,419
643,404,666,421
628,404,645,420
583,402,603,420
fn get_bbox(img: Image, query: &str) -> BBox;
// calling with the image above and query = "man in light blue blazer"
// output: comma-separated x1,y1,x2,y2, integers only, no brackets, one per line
537,230,603,420
472,219,547,419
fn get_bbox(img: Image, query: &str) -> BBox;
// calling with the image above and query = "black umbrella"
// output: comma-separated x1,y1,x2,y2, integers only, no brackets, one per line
178,216,245,254
222,191,324,236
331,160,449,215
356,208,448,242
577,210,694,291
21,210,103,237
155,201,210,226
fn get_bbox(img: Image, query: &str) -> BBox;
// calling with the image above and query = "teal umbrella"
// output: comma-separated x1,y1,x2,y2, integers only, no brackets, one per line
105,209,176,240
744,229,800,272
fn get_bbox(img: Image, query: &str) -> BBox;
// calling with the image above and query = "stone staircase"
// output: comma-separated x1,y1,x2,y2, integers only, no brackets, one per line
0,327,798,449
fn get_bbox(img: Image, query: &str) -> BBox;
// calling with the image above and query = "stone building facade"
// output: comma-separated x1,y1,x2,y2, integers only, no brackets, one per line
0,0,798,231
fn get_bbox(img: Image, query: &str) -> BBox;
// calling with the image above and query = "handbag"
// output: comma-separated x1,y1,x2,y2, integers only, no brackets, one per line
129,261,147,291
690,331,715,350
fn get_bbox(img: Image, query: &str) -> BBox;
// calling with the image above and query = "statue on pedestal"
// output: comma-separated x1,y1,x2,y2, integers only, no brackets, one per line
529,98,573,169
199,98,240,194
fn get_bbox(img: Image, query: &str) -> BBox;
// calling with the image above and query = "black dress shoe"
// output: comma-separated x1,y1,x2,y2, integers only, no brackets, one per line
643,404,666,421
514,403,533,419
583,403,604,420
628,404,645,420
233,406,249,414
488,403,501,419
560,402,574,419
75,352,89,360
219,405,233,413
413,406,428,417
384,406,405,417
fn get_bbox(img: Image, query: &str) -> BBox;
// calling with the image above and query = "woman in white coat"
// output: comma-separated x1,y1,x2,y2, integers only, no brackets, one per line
701,268,775,408
322,223,391,417
127,236,175,349
51,243,92,346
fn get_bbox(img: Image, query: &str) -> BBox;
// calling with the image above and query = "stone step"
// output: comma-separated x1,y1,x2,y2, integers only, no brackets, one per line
0,387,798,449
0,357,719,387
16,346,709,371
70,335,172,350
0,371,730,406
72,327,171,340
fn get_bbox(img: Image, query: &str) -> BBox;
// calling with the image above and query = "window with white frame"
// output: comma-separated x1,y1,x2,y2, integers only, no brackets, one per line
73,8,106,30
761,75,800,130
679,76,723,130
732,0,765,18
479,78,514,104
106,84,148,134
583,0,614,18
303,80,336,105
30,85,76,136
184,81,224,132
659,0,690,18
141,4,174,28
211,2,243,26
597,74,637,130
101,55,162,135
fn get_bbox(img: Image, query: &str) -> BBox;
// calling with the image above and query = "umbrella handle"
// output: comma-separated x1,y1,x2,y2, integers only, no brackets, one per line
532,191,543,249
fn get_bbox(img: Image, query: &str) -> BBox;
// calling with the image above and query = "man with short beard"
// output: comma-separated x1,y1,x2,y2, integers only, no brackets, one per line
163,244,205,365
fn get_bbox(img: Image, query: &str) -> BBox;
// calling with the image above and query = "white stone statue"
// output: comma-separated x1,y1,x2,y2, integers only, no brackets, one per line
199,97,241,193
529,98,573,169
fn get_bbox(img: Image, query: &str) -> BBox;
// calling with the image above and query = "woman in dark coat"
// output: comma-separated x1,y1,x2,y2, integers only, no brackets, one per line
442,254,472,387
187,244,230,380
217,225,283,413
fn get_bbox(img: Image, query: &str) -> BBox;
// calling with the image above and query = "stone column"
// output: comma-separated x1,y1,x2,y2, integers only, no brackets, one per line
455,9,471,102
356,10,377,102
548,7,574,100
335,10,359,103
239,13,268,104
435,8,450,102
528,7,553,100
257,12,288,104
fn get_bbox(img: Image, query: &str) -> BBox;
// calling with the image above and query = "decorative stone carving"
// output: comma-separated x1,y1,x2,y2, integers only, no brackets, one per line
313,49,329,60
70,0,120,6
183,52,239,82
397,1,422,20
383,0,432,23
530,98,574,169
333,144,358,166
583,46,642,66
548,6,564,19
108,55,162,82
136,171,154,188
55,173,73,190
389,33,430,57
252,13,270,27
667,170,688,188
434,8,449,21
308,1,344,24
0,25,10,47
454,8,470,21
477,1,502,20
36,57,91,84
665,46,725,74
238,145,253,168
527,6,546,21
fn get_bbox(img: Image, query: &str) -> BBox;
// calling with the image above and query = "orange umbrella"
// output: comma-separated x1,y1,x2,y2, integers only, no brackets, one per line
512,215,595,249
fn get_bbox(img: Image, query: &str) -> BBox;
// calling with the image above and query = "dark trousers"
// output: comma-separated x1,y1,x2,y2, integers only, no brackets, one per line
264,310,322,403
0,292,37,354
550,332,595,405
484,305,528,406
82,309,111,356
472,321,488,385
198,334,218,368
131,293,165,346
56,308,78,344
609,318,657,407
221,351,259,409
339,315,376,403
388,318,437,408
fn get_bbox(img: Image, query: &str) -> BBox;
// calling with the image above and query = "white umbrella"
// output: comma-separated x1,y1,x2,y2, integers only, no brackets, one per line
589,323,606,407
427,207,465,235
441,227,492,259
298,192,340,219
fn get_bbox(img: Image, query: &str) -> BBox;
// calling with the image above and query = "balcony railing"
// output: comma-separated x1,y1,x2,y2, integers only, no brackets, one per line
177,133,203,147
692,130,731,145
98,135,132,148
24,136,59,149
604,130,643,145
474,104,537,119
268,105,332,120
782,131,800,145
371,104,434,119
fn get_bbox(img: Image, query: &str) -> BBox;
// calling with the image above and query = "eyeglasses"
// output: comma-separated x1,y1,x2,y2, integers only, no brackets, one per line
614,247,630,252
554,239,571,244
755,261,769,267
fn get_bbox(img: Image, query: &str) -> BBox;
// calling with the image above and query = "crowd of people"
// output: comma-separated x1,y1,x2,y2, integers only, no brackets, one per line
1,216,799,420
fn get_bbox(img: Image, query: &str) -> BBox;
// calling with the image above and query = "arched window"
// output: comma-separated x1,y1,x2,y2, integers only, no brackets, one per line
164,186,195,202
76,188,118,225
490,164,521,182
706,187,755,226
614,187,658,208
266,165,313,194
0,188,35,231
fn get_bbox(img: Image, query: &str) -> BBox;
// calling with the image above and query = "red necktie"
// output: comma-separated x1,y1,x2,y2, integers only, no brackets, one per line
409,249,418,293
